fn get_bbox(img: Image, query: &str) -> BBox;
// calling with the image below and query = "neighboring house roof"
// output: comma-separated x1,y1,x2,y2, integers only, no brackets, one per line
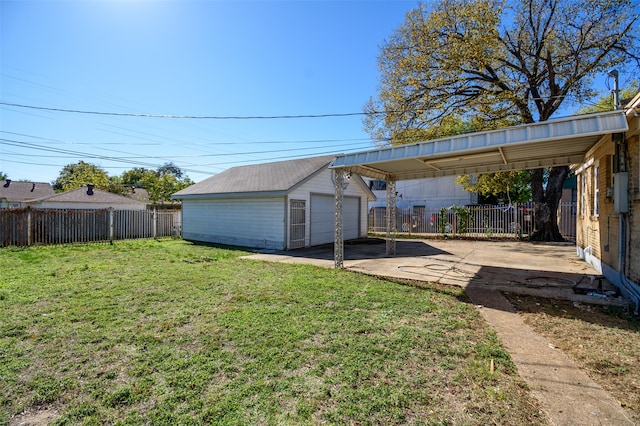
127,187,150,202
173,155,347,198
31,185,147,206
1,180,55,202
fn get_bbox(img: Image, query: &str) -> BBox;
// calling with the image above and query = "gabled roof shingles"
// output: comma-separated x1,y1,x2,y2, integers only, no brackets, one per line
1,180,55,202
173,155,336,197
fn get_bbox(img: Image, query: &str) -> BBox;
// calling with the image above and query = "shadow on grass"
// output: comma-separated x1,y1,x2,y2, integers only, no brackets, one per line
184,239,254,253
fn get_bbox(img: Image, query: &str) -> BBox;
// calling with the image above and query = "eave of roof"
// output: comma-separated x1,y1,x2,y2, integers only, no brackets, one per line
330,110,628,180
175,190,288,200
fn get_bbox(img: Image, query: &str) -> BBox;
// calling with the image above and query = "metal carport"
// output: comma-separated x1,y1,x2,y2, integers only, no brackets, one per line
329,110,629,268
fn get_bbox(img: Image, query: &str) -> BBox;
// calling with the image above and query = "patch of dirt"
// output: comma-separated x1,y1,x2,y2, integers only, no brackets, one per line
502,292,640,423
9,407,60,426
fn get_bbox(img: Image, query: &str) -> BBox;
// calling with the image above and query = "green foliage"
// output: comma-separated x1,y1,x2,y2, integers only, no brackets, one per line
483,214,495,238
121,163,193,202
51,161,111,193
387,115,490,145
52,162,193,202
452,206,472,234
456,171,532,204
0,171,7,180
51,162,128,196
438,206,473,235
120,167,156,188
438,207,449,235
576,81,639,114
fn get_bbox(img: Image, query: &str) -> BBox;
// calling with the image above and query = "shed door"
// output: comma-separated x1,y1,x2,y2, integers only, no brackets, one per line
289,199,306,249
310,194,360,246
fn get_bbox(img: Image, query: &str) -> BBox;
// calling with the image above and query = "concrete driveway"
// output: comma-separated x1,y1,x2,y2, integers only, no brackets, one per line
247,238,610,300
246,238,634,425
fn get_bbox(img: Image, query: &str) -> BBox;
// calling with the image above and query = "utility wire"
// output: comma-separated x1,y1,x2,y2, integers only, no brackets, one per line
1,138,369,174
0,130,382,146
1,96,628,122
0,102,378,120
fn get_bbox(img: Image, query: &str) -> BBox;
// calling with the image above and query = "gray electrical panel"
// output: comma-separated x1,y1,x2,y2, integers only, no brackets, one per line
613,172,629,213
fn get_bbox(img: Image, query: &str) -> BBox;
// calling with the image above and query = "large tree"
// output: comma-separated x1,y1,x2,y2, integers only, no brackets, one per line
52,161,112,193
365,0,639,240
120,163,193,203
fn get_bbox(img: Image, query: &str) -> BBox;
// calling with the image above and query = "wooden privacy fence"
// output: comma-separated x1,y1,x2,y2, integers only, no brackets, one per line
0,207,182,247
368,203,577,241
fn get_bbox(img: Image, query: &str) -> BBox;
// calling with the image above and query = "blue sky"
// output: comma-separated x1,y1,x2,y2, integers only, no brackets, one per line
0,0,625,185
1,0,419,184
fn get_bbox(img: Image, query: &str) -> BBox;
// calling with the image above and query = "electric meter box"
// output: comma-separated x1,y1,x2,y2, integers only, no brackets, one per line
613,172,629,213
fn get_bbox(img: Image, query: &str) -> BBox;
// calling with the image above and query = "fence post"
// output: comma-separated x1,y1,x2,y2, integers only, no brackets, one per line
27,207,33,246
153,207,157,239
109,208,114,243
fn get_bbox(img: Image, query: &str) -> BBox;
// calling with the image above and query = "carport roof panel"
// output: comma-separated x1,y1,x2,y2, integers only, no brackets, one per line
330,111,628,180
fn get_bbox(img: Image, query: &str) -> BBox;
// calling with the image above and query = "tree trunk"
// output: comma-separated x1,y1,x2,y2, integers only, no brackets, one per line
530,166,570,241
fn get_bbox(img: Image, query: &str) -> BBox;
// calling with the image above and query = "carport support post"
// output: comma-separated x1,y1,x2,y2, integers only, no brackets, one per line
386,177,397,256
333,169,346,268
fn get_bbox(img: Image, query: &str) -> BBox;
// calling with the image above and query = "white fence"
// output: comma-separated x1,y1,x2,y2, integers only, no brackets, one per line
368,203,576,240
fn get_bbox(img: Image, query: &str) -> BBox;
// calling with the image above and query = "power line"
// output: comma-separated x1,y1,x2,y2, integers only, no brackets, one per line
1,138,207,173
0,102,378,120
1,137,371,175
0,130,382,146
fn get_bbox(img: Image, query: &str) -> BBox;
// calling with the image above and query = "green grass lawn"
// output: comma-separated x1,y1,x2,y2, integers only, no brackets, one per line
1,239,545,425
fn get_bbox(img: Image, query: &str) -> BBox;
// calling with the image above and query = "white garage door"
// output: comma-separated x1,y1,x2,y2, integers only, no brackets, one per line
310,194,360,246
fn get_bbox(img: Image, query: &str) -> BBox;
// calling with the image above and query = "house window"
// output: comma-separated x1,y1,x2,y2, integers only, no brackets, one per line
580,173,586,217
369,180,387,191
593,164,599,217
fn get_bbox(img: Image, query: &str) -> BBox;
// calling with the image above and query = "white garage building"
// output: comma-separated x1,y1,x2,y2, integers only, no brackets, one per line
172,155,375,250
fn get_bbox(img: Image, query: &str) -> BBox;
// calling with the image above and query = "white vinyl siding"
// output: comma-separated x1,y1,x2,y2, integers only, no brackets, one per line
179,167,372,250
366,176,476,211
182,197,286,250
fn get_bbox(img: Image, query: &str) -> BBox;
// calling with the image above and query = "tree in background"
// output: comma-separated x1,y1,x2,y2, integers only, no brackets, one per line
576,81,639,114
121,167,157,189
52,161,113,193
121,163,193,203
157,162,184,179
364,0,639,240
0,172,7,180
456,171,531,204
53,161,193,202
